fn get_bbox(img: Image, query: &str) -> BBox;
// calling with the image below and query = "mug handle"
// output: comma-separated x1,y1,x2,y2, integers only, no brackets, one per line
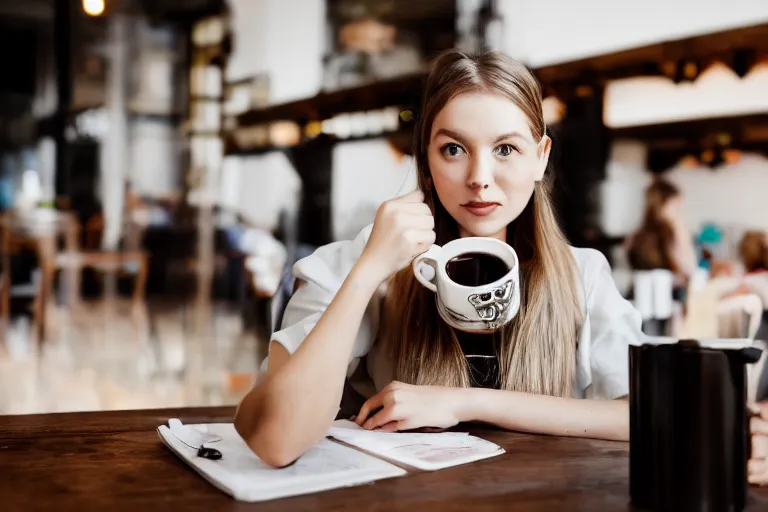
412,245,441,292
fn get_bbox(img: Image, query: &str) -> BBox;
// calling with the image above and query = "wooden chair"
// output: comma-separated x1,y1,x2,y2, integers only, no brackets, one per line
55,251,149,313
716,293,763,339
0,211,77,344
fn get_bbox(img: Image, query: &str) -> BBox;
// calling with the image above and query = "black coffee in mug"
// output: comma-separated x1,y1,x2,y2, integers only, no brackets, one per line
444,252,510,287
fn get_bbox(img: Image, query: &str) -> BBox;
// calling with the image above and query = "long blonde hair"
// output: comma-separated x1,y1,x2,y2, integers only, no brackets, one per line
380,49,582,397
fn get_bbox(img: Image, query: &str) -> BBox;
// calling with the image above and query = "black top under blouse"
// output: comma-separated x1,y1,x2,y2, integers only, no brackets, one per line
455,330,501,389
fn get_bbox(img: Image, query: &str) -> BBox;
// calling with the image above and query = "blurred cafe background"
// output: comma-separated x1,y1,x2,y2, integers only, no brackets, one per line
0,0,767,415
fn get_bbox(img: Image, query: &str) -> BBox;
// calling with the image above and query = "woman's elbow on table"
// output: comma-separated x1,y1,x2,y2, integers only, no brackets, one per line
234,409,306,468
245,431,304,469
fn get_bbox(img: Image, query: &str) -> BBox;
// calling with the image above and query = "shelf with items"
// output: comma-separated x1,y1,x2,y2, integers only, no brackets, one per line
611,113,768,171
224,125,414,157
226,104,407,156
236,73,426,127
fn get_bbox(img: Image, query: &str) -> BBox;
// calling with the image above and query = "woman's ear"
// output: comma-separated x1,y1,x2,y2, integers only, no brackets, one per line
535,135,552,182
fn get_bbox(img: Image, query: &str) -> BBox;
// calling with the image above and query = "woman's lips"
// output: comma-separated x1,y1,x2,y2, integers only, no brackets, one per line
461,202,500,216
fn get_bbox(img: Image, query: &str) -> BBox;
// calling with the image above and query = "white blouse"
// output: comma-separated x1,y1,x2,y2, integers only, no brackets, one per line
267,225,644,400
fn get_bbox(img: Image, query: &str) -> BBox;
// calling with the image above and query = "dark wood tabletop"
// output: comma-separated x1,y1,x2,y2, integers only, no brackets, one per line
2,407,768,511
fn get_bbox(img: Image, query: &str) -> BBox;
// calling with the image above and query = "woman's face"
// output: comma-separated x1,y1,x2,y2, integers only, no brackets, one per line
661,196,682,221
427,91,550,242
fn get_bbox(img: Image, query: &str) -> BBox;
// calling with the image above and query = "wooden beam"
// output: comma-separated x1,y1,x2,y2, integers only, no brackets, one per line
536,23,768,85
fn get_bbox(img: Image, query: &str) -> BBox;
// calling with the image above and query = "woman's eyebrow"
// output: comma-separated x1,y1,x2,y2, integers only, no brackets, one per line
433,128,468,145
493,132,534,144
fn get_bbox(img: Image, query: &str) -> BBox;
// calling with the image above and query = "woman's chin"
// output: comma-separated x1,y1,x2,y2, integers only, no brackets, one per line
457,219,508,240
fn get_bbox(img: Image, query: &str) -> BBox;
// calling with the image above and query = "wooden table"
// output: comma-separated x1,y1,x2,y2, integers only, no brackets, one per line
3,407,768,511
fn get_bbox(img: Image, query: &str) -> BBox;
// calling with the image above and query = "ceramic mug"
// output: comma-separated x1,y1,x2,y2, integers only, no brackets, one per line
412,237,520,333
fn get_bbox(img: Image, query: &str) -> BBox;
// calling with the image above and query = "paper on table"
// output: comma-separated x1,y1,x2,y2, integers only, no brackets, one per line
327,420,504,471
158,422,406,502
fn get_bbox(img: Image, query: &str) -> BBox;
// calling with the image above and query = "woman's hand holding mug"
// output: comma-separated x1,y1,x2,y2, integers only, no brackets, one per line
357,190,436,286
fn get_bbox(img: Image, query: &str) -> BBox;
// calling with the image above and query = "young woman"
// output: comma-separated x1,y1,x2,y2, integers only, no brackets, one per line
233,50,768,484
625,179,698,286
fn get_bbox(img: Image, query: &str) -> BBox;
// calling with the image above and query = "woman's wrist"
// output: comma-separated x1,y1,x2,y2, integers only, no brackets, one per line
349,257,387,293
452,387,489,423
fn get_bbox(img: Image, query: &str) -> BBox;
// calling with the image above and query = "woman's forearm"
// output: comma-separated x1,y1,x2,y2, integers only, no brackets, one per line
235,261,382,466
456,388,629,441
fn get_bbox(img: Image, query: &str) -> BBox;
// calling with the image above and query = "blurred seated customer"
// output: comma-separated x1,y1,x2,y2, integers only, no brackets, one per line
626,179,698,294
739,231,768,298
732,231,768,339
625,179,698,335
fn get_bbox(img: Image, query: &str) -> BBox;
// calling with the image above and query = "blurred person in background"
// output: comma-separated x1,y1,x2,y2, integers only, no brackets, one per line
739,231,768,299
625,179,698,297
730,231,768,340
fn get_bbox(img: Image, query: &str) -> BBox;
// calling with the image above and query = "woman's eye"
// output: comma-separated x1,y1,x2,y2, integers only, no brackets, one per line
494,144,516,157
441,143,465,158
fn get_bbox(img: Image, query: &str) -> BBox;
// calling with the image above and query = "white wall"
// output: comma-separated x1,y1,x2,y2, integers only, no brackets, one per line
332,140,418,241
227,0,326,104
129,120,180,197
500,0,768,67
222,152,301,230
666,155,768,233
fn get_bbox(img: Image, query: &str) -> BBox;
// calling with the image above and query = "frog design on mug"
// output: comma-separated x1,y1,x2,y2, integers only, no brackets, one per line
467,280,515,327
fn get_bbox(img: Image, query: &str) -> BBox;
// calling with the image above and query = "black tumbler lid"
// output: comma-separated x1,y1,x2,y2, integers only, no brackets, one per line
635,336,756,351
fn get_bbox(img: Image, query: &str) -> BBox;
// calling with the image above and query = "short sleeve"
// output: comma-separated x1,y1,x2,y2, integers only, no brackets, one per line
574,249,644,400
265,225,378,377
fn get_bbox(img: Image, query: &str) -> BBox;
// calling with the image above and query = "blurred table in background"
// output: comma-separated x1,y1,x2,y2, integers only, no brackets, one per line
0,210,77,344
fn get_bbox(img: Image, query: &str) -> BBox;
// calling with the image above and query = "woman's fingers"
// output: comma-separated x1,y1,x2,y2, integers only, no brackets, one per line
355,393,386,426
375,421,402,433
754,430,768,461
752,417,768,435
363,403,404,430
749,458,768,486
751,407,768,486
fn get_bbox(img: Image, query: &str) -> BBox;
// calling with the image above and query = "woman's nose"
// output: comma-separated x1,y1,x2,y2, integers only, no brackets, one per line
466,154,492,190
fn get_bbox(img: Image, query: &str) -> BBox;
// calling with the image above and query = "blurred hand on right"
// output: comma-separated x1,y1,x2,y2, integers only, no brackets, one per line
357,190,435,285
749,402,768,486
